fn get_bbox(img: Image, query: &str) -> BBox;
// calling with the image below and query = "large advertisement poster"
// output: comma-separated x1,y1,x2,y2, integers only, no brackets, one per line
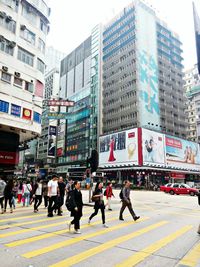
99,129,138,167
48,126,57,158
165,135,200,170
142,129,165,166
136,1,160,127
56,123,66,157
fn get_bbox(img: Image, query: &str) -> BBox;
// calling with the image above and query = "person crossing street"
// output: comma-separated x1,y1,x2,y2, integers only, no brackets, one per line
47,174,58,217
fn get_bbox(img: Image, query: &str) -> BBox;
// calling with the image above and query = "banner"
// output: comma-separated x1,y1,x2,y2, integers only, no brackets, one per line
22,108,32,120
0,151,19,164
11,104,21,117
165,135,200,170
99,129,138,167
47,126,57,158
142,128,165,166
56,123,66,157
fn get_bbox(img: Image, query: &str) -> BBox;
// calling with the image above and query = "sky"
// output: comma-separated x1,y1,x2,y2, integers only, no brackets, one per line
47,0,200,70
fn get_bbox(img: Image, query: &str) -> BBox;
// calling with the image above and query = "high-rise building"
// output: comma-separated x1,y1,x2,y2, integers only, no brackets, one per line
45,46,66,73
0,0,50,175
102,0,186,138
184,64,200,142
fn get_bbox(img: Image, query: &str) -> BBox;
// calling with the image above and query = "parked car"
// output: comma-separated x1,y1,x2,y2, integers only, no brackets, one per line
161,183,199,196
160,183,172,193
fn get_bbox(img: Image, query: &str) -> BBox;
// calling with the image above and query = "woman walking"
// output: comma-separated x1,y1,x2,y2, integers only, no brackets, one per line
69,181,83,234
17,181,23,204
88,182,108,228
4,179,14,213
22,180,32,207
32,178,43,213
105,182,115,211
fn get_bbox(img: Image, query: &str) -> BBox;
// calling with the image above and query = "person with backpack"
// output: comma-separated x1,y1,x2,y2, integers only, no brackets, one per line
22,180,32,207
57,176,66,216
68,181,83,234
4,179,14,213
119,180,140,221
0,177,6,214
47,174,58,217
88,182,108,228
32,178,43,213
104,182,115,211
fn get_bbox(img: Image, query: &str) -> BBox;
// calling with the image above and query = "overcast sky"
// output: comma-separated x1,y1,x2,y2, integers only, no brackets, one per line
47,0,200,70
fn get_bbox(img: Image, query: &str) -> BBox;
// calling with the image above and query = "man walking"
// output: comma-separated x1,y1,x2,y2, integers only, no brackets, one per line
47,174,58,217
0,177,6,214
57,176,66,216
119,180,140,221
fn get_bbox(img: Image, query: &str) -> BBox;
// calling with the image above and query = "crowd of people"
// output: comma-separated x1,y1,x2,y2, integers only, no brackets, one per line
0,175,141,235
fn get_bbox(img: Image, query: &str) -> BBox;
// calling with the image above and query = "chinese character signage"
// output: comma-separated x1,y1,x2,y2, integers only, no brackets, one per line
22,108,32,120
136,2,160,127
47,100,74,107
11,104,21,117
47,112,69,120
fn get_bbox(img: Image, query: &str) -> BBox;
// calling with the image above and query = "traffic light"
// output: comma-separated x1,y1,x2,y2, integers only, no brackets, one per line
87,150,98,173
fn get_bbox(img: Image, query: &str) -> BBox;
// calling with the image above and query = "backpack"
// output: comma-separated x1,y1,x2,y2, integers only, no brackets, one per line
65,190,74,211
119,188,124,200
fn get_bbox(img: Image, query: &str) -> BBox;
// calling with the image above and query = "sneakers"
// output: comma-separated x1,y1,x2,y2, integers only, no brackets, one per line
34,210,37,213
10,209,13,213
103,224,109,228
108,208,112,211
47,213,53,217
68,222,72,232
134,216,140,221
88,219,91,224
74,229,81,234
119,217,124,221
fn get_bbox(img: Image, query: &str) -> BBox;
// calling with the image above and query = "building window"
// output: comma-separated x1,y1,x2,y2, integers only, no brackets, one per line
1,72,11,83
18,47,34,66
20,26,35,45
0,15,16,33
38,38,45,53
40,19,48,34
25,81,33,93
0,38,15,55
21,4,37,25
0,0,19,12
14,77,23,87
37,58,45,73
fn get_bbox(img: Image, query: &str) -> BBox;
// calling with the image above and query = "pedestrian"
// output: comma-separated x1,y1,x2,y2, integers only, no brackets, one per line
66,179,73,196
119,180,140,221
105,182,115,211
4,179,14,213
22,180,32,207
17,181,23,203
42,180,49,208
88,182,108,228
69,181,83,234
57,176,66,216
0,177,6,214
12,181,18,209
47,174,58,217
32,178,43,213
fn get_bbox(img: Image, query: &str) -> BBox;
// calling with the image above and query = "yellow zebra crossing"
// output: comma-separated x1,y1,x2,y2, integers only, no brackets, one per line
177,242,200,267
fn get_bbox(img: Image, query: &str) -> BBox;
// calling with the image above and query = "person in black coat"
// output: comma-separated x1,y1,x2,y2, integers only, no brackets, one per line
88,182,108,228
69,181,83,234
4,179,14,213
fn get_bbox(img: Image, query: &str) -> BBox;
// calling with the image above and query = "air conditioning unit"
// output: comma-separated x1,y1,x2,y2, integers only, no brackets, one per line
6,16,12,22
0,11,6,18
0,35,5,42
9,41,16,48
20,24,26,31
15,72,20,77
2,66,8,72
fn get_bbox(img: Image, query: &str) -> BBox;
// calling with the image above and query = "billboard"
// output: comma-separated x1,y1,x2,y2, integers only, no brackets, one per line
99,129,138,167
165,135,200,170
142,128,165,166
47,126,57,158
56,123,66,157
136,1,160,127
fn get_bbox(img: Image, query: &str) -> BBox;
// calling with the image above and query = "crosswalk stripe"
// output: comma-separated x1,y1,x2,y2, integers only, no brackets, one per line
0,208,93,230
116,225,193,267
0,213,45,223
0,209,94,238
177,242,200,267
47,221,168,267
22,217,150,259
6,213,134,247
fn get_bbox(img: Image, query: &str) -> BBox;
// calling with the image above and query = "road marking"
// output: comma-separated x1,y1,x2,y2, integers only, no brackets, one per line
22,217,150,259
116,225,193,267
177,242,200,267
6,213,132,247
48,221,168,267
0,213,45,223
0,208,92,230
0,209,95,238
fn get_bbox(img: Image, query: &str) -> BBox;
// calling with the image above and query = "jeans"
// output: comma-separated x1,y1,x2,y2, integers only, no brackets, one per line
0,197,4,209
43,195,48,208
23,193,30,207
89,205,105,224
34,195,42,211
48,195,57,215
4,196,13,210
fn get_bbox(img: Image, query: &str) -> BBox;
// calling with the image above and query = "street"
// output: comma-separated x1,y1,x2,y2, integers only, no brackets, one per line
0,190,200,267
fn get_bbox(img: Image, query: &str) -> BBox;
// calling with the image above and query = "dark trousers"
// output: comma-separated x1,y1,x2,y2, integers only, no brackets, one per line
4,196,13,210
71,211,82,230
119,200,136,219
44,195,48,208
57,196,64,214
34,195,42,211
0,197,4,209
48,196,57,215
89,206,105,224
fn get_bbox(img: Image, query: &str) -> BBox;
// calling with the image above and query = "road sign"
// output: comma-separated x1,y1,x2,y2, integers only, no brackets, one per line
47,112,69,120
47,100,74,107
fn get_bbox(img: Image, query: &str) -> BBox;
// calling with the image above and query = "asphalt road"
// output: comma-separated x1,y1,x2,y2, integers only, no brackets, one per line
0,190,200,267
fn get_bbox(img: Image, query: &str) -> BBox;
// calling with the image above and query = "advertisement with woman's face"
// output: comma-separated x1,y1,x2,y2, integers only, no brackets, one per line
165,135,200,170
142,129,165,165
99,129,138,167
